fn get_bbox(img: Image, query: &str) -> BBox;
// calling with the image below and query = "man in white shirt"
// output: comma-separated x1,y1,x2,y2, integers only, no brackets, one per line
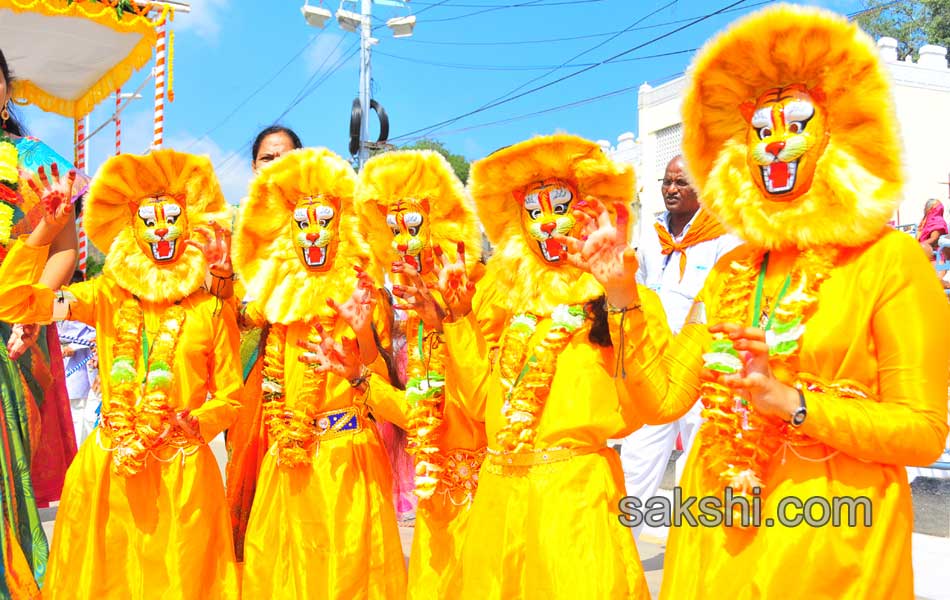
621,155,742,539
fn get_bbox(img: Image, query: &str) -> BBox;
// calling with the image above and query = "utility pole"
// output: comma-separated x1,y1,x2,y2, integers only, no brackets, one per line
359,0,373,168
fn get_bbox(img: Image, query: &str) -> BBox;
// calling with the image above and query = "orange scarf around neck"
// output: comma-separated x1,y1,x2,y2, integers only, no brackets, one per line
654,210,728,280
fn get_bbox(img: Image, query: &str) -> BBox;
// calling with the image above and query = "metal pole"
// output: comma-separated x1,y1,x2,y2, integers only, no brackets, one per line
358,0,372,168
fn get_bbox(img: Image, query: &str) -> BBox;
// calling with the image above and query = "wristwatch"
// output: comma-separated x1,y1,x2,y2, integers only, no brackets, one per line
789,388,807,427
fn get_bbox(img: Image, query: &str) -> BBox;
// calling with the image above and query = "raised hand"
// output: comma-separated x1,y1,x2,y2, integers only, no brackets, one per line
26,164,77,245
430,242,476,321
552,198,639,309
710,323,800,422
328,265,376,339
187,221,233,277
298,323,362,381
392,259,445,330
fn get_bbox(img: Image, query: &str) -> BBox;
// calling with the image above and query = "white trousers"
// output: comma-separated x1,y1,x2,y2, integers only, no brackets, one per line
620,401,703,540
69,390,100,448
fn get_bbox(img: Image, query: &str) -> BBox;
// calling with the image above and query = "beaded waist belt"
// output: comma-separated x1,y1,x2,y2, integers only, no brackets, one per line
486,445,602,469
311,406,364,441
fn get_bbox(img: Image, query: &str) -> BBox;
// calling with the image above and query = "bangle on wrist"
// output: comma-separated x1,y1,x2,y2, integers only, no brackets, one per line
211,271,235,280
348,365,371,390
606,301,641,314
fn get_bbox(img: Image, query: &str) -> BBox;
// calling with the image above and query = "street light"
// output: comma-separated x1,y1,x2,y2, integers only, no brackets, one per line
301,2,332,28
303,0,414,168
386,15,415,38
335,7,362,32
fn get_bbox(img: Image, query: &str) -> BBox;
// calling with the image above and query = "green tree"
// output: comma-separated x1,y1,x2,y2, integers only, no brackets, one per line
402,140,471,184
856,0,950,59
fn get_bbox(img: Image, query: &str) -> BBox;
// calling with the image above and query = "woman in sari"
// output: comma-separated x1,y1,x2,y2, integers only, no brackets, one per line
0,47,80,597
918,198,947,251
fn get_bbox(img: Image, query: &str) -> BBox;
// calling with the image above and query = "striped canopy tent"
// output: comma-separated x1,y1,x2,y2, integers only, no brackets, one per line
0,0,174,273
0,0,166,118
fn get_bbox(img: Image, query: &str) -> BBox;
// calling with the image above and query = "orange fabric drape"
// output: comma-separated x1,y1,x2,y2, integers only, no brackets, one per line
655,210,727,280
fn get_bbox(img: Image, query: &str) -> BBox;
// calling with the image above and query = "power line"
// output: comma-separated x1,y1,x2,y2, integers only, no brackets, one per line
418,0,583,24
287,35,352,110
411,0,606,6
374,47,696,71
406,1,677,140
399,0,774,46
400,83,639,142
213,41,360,173
183,35,319,152
390,0,756,142
392,0,896,143
490,0,678,105
397,67,690,144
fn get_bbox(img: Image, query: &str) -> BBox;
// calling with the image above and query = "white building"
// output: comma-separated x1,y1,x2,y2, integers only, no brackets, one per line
605,38,950,236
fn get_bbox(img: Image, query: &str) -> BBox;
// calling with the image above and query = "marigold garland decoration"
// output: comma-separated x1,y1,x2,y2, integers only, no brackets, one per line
0,133,19,246
106,297,186,477
403,315,447,499
261,322,330,468
496,305,588,452
699,248,836,521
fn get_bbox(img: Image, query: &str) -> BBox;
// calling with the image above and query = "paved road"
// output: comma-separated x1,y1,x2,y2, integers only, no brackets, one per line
37,436,948,600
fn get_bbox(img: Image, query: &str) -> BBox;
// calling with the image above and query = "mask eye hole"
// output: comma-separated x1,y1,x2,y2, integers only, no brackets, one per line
552,204,568,215
297,220,309,230
390,226,400,236
145,218,156,227
788,122,803,134
408,226,419,236
318,219,329,228
758,127,772,140
528,209,542,219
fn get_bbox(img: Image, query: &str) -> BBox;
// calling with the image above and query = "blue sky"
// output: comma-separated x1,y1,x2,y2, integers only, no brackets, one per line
20,0,863,203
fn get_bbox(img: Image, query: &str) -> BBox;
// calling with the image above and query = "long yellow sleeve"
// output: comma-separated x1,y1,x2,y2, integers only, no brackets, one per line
0,238,57,323
365,351,410,429
441,310,493,423
801,244,950,465
191,300,243,442
609,285,706,426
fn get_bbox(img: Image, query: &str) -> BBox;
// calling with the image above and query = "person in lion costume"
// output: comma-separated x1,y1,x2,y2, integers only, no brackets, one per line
433,132,668,599
594,5,950,598
232,147,407,599
0,150,242,599
351,149,487,599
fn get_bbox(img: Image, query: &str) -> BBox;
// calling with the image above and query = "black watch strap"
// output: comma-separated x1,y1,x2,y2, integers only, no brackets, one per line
790,388,808,427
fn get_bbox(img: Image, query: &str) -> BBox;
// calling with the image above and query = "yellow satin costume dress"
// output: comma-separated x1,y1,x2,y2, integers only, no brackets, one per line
440,272,667,600
624,233,950,599
0,240,242,600
239,305,408,599
366,313,488,600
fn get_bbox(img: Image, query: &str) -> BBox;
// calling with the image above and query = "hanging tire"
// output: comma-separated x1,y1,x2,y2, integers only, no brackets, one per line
349,97,391,156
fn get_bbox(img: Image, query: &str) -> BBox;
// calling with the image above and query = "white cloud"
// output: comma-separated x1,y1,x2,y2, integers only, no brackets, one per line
305,31,348,75
174,0,230,44
168,133,252,205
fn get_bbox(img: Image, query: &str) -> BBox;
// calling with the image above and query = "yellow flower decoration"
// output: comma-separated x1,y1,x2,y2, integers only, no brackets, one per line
0,140,18,185
0,202,13,246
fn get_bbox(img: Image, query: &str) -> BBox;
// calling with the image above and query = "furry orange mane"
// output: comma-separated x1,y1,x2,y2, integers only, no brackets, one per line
232,148,376,325
356,150,482,276
85,150,228,302
682,4,903,250
469,133,635,315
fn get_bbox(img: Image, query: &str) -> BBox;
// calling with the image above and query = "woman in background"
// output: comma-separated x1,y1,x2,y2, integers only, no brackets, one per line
918,198,947,251
218,124,304,562
0,46,80,596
